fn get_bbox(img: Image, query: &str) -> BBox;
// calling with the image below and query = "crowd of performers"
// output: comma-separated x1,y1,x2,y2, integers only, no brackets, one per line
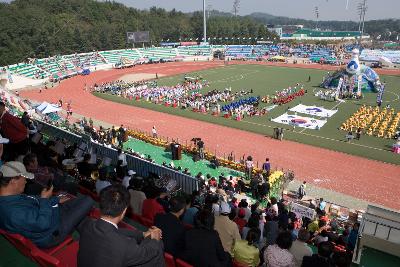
95,79,312,121
341,105,400,139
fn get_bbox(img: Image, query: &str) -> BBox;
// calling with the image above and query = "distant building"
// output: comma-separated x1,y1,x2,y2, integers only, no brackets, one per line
266,24,303,39
280,28,370,41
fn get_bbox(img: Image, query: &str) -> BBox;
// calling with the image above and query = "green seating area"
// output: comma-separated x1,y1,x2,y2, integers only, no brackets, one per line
3,45,214,79
7,63,42,78
100,49,141,64
177,46,212,56
138,47,177,61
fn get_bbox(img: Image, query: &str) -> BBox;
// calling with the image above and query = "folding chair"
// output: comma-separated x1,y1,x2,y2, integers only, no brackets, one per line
78,186,100,202
164,252,176,267
31,240,79,267
0,228,76,266
176,258,193,267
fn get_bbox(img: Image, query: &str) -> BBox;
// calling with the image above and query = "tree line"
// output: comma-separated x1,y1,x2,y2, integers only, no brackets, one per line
248,12,400,42
0,0,277,66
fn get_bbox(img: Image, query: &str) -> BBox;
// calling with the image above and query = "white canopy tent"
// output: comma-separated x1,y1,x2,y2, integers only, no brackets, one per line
36,102,61,114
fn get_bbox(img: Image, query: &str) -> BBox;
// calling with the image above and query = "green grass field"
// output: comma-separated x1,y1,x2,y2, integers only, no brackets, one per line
94,64,400,165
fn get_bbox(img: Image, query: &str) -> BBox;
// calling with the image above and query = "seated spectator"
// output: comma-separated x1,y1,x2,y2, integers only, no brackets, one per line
301,241,333,267
214,201,241,255
0,161,93,248
77,153,97,178
238,198,251,221
211,194,220,216
95,171,112,195
23,153,76,195
182,196,200,226
242,212,261,242
264,231,296,267
0,101,28,160
307,218,320,235
288,223,298,241
128,177,146,215
313,230,329,246
264,214,279,246
289,228,313,267
0,135,8,167
115,159,125,179
142,188,166,222
233,228,261,267
347,222,359,251
78,185,164,266
234,208,247,234
182,209,231,267
331,251,350,267
156,187,170,211
154,197,186,257
122,170,135,188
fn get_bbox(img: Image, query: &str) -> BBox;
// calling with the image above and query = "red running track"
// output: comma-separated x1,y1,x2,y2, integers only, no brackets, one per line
21,61,400,210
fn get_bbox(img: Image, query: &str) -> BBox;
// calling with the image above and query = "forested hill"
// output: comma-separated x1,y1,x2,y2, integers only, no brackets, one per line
248,12,400,41
0,0,275,66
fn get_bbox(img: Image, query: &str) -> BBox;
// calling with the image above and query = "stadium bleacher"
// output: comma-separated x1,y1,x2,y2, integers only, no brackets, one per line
100,49,142,64
138,47,178,61
177,45,212,56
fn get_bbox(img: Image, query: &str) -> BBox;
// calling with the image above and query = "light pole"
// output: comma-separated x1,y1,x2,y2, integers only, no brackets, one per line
203,0,207,44
357,0,367,46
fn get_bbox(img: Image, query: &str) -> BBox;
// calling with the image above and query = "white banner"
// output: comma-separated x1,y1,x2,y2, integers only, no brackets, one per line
272,113,327,130
289,104,337,118
291,202,316,220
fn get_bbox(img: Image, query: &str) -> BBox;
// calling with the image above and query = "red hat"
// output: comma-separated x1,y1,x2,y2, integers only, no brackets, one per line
238,208,246,217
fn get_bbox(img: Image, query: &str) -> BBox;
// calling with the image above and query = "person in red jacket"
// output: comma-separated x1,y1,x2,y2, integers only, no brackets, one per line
0,102,28,160
234,208,248,234
142,188,166,222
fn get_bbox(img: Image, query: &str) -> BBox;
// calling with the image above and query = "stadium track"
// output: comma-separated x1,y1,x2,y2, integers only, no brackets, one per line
21,61,400,210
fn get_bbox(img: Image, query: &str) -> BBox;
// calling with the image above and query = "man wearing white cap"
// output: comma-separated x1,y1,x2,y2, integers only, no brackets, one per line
214,201,241,256
0,161,94,248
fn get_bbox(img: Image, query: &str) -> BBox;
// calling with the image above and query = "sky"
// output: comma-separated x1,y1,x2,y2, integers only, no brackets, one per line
1,0,398,21
114,0,399,21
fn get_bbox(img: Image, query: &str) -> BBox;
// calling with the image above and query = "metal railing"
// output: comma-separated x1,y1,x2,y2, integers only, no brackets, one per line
37,121,199,194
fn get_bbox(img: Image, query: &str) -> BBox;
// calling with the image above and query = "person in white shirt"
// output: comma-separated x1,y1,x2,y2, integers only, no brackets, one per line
245,156,253,179
117,148,127,167
152,126,157,138
289,228,313,267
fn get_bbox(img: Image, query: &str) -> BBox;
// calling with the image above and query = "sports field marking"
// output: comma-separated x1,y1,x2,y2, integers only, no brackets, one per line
240,119,390,152
209,70,260,84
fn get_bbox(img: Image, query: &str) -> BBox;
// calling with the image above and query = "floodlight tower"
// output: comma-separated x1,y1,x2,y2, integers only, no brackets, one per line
203,0,207,44
357,0,367,45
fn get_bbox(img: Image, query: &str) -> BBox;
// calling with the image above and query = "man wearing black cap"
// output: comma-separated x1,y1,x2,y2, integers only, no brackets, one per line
154,197,186,257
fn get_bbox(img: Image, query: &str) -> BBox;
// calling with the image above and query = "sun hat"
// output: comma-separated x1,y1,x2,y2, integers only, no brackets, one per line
0,161,34,179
